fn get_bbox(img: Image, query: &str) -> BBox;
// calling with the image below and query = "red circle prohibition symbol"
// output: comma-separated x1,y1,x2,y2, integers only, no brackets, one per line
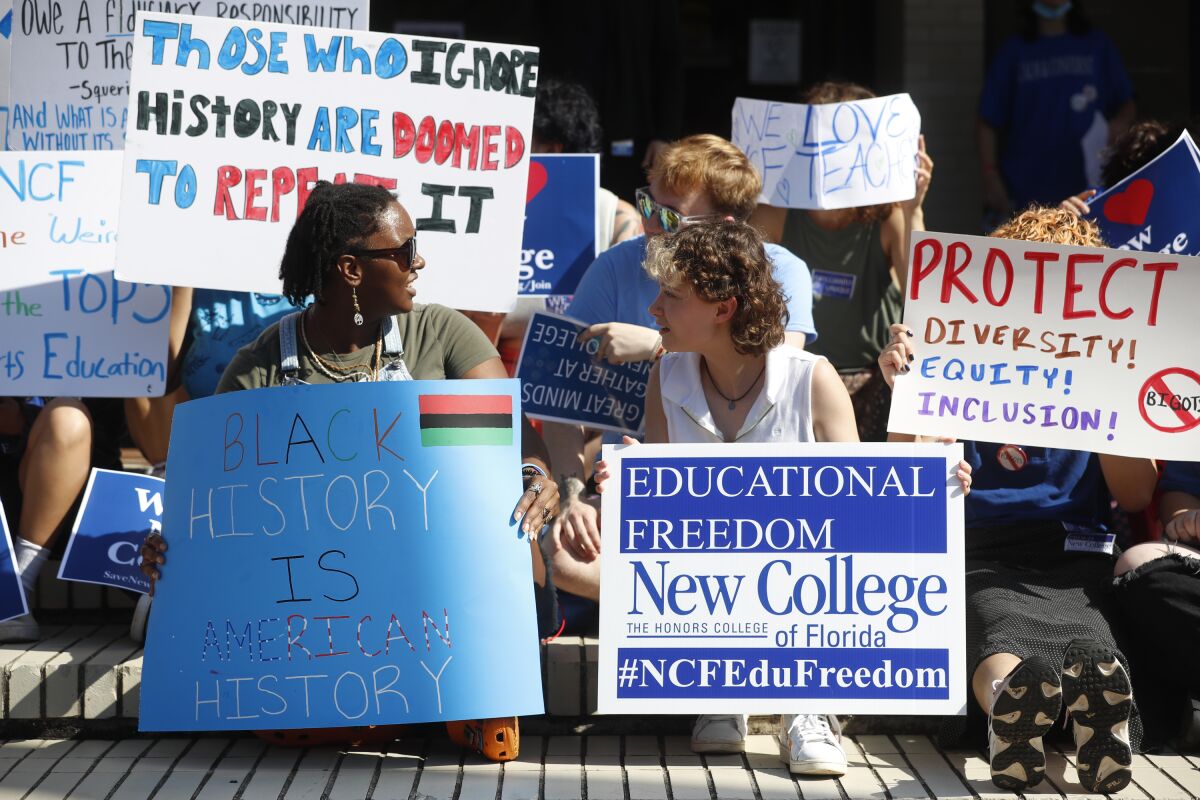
1138,367,1200,433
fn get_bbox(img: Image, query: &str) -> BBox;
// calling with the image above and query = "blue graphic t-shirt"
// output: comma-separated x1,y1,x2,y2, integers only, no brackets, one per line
1160,461,1200,497
980,31,1133,207
183,291,303,399
963,442,1111,530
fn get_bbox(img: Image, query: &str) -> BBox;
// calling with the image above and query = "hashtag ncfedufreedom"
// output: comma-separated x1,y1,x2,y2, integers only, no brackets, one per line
617,659,640,688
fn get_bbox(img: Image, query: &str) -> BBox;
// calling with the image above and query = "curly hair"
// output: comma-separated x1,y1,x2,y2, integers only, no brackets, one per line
644,222,788,355
989,205,1104,247
279,181,397,306
1102,120,1180,188
533,78,604,154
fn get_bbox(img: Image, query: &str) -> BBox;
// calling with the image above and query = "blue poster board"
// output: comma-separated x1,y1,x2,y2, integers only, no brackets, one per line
519,154,598,296
0,498,29,622
1087,131,1200,257
59,468,162,595
140,379,544,732
516,312,651,435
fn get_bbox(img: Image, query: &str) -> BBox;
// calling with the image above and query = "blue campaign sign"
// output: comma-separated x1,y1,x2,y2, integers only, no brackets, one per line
59,469,162,595
0,498,28,623
140,379,544,732
598,442,967,716
516,312,650,435
519,155,598,296
1087,131,1200,256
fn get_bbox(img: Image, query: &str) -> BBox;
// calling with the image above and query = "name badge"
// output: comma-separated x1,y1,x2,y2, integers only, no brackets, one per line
611,139,635,157
811,270,856,300
1063,532,1115,555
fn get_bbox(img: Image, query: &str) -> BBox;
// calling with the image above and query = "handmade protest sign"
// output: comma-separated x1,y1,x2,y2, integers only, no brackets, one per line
0,499,29,623
139,379,543,732
115,13,538,311
0,0,12,149
731,94,921,210
6,0,367,150
516,312,649,435
60,468,162,594
0,151,169,397
519,154,597,296
1086,131,1200,257
598,442,966,715
888,231,1200,460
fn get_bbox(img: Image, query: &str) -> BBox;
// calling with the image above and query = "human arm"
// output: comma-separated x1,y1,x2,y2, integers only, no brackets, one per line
1098,455,1158,513
977,119,1012,218
592,363,666,494
749,204,788,244
1161,490,1200,544
611,199,644,246
579,322,663,364
882,135,932,291
810,358,860,443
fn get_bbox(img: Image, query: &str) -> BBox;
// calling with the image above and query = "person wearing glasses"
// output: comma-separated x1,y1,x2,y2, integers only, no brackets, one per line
143,180,559,762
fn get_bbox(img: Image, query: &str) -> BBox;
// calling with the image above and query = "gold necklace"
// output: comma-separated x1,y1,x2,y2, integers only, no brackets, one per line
300,310,382,382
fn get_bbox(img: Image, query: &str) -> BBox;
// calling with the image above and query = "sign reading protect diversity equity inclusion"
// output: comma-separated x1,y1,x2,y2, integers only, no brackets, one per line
115,13,539,311
0,151,169,397
888,232,1200,461
598,443,966,715
6,0,367,150
731,94,921,210
139,380,544,732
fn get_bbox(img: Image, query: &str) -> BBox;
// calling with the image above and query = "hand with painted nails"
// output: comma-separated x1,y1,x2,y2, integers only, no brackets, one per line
512,471,560,541
878,322,916,388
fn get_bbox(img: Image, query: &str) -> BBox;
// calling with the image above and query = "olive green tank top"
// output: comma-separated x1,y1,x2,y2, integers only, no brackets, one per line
780,211,903,372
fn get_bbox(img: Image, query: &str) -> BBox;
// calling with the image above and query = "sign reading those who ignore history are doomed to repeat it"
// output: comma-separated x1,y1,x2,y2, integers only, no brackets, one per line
599,443,966,716
140,380,544,732
888,231,1200,461
115,13,539,312
731,94,921,210
60,468,163,595
0,150,170,397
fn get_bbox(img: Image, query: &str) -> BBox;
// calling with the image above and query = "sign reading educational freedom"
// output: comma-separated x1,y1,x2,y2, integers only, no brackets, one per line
888,232,1200,461
598,443,966,715
1087,131,1200,257
0,498,29,624
140,380,544,732
6,0,367,150
519,154,597,296
115,13,539,311
60,468,163,594
516,312,649,435
731,94,921,210
0,151,169,397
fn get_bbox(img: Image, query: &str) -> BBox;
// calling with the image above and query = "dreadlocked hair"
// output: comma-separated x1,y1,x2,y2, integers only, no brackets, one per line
644,222,788,356
279,181,397,306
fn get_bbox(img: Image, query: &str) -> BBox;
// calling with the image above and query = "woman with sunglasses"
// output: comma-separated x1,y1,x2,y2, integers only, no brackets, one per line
145,180,560,762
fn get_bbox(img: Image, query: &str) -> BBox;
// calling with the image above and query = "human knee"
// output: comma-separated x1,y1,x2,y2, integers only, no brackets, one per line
1114,542,1176,577
35,399,94,454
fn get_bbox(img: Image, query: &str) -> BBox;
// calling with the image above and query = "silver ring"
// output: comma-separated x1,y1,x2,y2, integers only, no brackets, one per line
528,482,544,496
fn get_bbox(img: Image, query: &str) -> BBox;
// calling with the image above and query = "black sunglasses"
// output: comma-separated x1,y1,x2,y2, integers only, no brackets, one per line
351,234,419,271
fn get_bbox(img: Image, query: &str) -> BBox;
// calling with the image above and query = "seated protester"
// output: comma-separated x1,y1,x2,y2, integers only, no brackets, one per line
140,181,560,762
1060,119,1187,216
0,397,123,641
1112,461,1200,749
542,133,817,612
751,81,934,442
879,207,1158,794
590,222,970,770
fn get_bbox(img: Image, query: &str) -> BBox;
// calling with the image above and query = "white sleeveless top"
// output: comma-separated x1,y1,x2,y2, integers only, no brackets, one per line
658,345,823,444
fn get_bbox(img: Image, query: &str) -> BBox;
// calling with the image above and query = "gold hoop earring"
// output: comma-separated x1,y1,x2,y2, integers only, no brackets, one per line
352,287,364,326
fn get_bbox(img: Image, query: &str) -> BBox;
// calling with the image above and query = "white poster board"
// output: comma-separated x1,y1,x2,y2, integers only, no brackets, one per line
732,94,920,210
6,0,367,150
0,151,169,397
115,13,538,311
888,231,1200,461
598,442,966,716
0,0,12,149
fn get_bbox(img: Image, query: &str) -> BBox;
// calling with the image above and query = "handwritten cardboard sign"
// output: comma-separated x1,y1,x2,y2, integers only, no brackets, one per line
115,13,538,312
0,151,169,397
516,312,649,435
519,154,597,296
60,468,162,594
1087,131,1200,257
6,0,366,150
139,379,544,732
888,231,1200,460
0,498,29,624
598,442,966,715
732,94,921,210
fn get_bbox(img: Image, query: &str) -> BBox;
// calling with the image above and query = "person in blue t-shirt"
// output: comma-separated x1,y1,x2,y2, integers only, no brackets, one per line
539,133,816,614
978,0,1135,220
880,207,1156,794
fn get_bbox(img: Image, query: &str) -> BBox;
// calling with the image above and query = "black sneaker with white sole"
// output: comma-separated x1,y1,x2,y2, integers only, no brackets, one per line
1061,639,1134,794
989,655,1063,792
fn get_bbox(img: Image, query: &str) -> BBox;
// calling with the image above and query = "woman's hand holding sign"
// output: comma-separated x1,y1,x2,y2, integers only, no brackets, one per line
139,532,167,596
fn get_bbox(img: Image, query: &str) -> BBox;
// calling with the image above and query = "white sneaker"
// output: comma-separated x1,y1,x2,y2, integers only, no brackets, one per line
690,714,748,753
130,594,153,643
778,714,847,776
0,613,40,643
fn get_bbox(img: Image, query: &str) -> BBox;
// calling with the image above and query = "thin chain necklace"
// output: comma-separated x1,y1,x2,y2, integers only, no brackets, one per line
701,356,766,411
300,308,382,382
